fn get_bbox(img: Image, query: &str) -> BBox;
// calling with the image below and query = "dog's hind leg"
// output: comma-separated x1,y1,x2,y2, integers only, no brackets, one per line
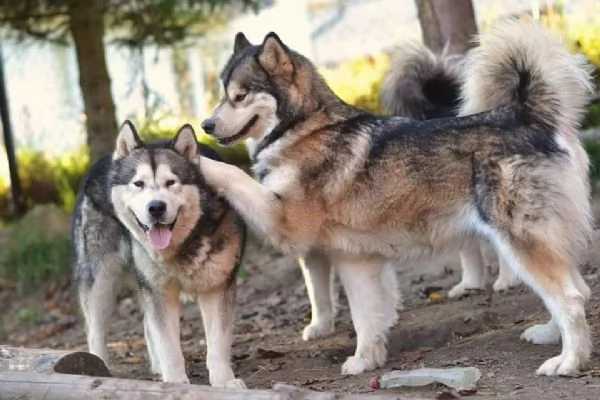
449,239,487,298
380,260,401,328
299,249,336,341
335,253,391,375
492,256,521,292
496,238,590,375
521,266,589,346
198,284,245,389
521,316,561,345
79,256,123,366
141,281,188,383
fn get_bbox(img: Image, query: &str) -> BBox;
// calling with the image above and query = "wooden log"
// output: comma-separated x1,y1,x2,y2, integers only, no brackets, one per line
0,371,431,400
0,346,111,377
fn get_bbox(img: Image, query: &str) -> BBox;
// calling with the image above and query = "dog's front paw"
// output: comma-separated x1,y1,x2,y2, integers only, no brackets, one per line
302,321,335,341
162,374,190,384
341,356,372,375
224,378,247,389
536,354,583,376
341,354,385,375
341,341,386,375
520,322,560,345
448,281,484,298
492,275,520,292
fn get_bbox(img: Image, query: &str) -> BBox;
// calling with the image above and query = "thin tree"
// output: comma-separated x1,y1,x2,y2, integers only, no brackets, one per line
414,0,478,54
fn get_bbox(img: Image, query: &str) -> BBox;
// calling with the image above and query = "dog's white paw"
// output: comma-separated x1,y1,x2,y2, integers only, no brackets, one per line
341,356,373,375
520,323,561,345
492,276,520,292
448,281,484,298
341,341,386,375
223,378,247,389
536,354,582,376
148,359,161,375
163,374,190,384
302,321,335,341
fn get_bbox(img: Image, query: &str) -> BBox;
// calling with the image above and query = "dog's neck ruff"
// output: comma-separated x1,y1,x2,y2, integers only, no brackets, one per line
251,119,298,163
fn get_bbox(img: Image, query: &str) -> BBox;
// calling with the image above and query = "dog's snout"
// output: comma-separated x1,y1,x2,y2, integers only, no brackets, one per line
148,200,167,219
201,119,215,135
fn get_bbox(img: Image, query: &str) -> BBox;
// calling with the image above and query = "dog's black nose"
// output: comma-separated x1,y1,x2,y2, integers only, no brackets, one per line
148,200,166,219
201,119,215,135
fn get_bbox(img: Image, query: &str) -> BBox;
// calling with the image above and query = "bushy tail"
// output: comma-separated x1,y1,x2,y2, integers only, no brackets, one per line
380,42,464,120
459,19,595,137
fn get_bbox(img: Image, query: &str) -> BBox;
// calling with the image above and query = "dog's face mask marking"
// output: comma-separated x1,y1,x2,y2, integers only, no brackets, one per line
111,122,200,250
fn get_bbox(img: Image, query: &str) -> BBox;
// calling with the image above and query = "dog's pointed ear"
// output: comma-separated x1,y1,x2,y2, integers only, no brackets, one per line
114,120,143,160
234,32,251,53
172,124,198,160
258,32,293,80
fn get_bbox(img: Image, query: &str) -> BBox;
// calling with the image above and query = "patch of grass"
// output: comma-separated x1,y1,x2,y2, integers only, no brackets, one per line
0,228,71,295
236,265,249,279
15,306,43,325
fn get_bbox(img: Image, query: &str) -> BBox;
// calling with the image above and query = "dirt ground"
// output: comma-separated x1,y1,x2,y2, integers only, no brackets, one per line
4,219,600,399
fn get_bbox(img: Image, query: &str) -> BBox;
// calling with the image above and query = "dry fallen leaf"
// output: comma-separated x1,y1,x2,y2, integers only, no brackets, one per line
428,291,442,302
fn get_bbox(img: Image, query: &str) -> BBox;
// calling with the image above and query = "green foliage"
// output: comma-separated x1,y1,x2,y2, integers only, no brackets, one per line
0,205,71,294
15,306,43,325
583,102,600,130
584,139,600,181
0,148,89,219
320,54,390,114
0,233,71,294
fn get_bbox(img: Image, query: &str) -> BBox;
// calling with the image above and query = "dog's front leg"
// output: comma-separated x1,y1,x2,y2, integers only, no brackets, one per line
198,285,246,389
333,252,393,375
199,157,283,243
141,281,188,383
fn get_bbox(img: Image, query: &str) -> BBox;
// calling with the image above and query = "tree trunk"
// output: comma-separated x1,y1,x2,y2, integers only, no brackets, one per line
0,46,23,216
172,47,194,117
415,0,478,54
67,0,117,163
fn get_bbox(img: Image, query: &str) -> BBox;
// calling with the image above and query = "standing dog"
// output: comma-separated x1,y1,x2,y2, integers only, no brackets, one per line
71,122,246,387
380,43,521,298
200,20,594,376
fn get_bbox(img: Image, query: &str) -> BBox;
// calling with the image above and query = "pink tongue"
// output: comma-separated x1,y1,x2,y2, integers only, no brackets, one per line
147,225,172,249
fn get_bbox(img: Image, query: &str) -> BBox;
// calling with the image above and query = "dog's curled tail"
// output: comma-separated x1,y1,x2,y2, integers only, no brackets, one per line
380,42,463,120
459,19,595,137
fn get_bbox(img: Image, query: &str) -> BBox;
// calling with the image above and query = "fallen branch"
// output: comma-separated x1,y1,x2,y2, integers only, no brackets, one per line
0,371,430,400
0,346,110,377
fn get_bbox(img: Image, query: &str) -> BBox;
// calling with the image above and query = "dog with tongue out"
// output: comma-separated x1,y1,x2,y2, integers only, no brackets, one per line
71,121,247,388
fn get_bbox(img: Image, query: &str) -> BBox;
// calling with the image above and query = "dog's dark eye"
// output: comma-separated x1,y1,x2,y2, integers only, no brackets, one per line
165,179,176,187
234,93,247,102
133,180,144,188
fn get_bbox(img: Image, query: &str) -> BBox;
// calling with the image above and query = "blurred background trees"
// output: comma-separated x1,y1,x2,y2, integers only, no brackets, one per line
0,0,263,162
